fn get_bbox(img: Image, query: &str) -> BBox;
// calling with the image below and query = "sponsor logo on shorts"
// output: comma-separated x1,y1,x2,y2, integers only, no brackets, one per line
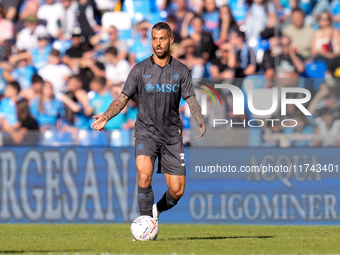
172,73,179,80
137,143,145,150
145,83,154,93
138,193,146,199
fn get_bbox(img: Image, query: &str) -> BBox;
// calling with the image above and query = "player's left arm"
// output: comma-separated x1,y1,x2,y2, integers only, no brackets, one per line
186,95,206,138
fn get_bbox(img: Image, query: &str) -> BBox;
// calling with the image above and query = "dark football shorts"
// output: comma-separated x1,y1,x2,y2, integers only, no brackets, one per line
134,132,186,175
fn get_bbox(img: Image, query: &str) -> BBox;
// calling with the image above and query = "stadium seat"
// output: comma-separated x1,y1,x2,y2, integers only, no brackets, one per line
40,130,74,146
304,61,327,78
78,129,109,146
110,130,132,147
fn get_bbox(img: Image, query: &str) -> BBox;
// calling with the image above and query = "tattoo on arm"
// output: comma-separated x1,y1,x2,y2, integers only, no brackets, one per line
103,93,129,121
186,96,204,126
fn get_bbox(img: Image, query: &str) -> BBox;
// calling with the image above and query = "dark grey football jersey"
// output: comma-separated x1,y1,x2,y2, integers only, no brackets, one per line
122,56,195,144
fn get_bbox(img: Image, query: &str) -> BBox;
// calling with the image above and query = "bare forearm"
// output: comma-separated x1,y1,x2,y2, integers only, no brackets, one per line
186,96,204,125
103,93,129,120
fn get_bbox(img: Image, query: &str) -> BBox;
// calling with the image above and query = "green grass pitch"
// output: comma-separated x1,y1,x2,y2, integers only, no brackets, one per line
0,224,339,254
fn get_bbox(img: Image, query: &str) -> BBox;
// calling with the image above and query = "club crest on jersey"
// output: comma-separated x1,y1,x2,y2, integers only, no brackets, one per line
172,73,179,80
145,83,154,93
137,143,145,150
143,74,151,79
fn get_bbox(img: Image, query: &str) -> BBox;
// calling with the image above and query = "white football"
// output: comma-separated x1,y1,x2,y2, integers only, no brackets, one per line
131,215,158,241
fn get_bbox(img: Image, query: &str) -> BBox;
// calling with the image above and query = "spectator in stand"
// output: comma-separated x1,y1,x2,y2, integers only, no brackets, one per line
7,58,35,91
313,107,340,147
37,0,64,39
209,42,236,80
105,84,127,130
244,0,277,40
55,0,78,40
218,5,238,44
172,38,206,78
78,43,105,92
9,33,52,72
38,49,72,94
63,28,86,73
167,15,182,45
229,30,256,78
0,6,14,45
168,0,190,35
30,81,63,131
14,0,42,36
0,82,21,131
90,26,128,60
311,11,340,64
1,0,24,21
3,98,39,145
331,0,340,30
88,76,125,129
76,0,99,39
307,83,340,118
181,14,216,61
16,15,48,51
282,8,314,59
21,74,44,103
62,75,92,130
123,98,138,130
201,0,220,43
104,46,131,87
283,113,314,147
262,35,305,79
129,20,153,66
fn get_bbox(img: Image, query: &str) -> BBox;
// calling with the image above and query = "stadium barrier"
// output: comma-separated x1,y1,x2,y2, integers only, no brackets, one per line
0,146,339,224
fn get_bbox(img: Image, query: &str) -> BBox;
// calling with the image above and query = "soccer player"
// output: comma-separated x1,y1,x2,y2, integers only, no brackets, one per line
91,22,206,224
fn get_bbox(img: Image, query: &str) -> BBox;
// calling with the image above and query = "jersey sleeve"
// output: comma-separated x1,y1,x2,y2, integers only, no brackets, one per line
122,66,139,98
181,67,195,100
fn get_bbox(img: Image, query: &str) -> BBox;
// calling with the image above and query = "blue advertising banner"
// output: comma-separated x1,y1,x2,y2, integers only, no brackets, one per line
0,147,339,224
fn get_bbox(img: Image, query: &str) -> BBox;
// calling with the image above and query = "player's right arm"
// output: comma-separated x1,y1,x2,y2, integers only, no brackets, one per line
91,93,129,131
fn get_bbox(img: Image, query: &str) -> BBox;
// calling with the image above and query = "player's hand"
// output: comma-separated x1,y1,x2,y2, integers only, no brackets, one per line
197,122,206,139
91,115,108,132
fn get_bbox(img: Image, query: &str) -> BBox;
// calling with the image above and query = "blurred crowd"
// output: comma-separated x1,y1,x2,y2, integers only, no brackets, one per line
0,0,339,146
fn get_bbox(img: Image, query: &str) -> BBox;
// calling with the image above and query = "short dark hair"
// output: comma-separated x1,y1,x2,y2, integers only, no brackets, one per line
152,22,172,37
292,7,304,15
82,43,93,53
67,74,82,83
105,46,118,57
91,76,106,86
50,49,60,57
32,74,44,84
8,81,21,94
167,14,177,24
234,29,245,41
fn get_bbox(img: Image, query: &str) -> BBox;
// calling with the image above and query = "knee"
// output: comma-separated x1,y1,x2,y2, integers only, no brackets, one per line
169,185,185,200
138,173,152,187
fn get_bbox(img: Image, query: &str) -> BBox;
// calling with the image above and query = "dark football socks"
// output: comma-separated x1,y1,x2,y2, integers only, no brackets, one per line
156,190,179,213
138,185,154,216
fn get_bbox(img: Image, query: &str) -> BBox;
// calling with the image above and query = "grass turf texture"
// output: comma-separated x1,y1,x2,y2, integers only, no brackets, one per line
0,224,339,254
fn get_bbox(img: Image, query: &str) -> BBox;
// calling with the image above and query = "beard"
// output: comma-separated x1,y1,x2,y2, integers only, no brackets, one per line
153,45,170,58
